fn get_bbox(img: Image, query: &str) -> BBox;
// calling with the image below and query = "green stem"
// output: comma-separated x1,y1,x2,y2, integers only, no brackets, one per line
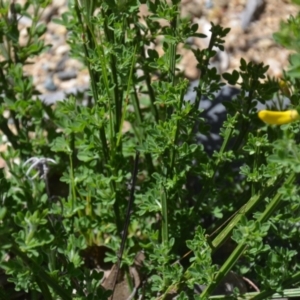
194,28,217,110
131,89,155,175
168,2,179,86
74,1,109,164
133,17,159,123
251,273,300,300
231,82,256,152
75,2,123,233
211,175,282,251
35,276,53,300
201,172,295,298
116,45,137,148
211,112,239,180
132,87,143,125
251,145,259,196
209,287,300,299
257,172,295,222
69,152,76,213
168,83,187,179
161,184,168,245
101,8,122,139
145,71,159,123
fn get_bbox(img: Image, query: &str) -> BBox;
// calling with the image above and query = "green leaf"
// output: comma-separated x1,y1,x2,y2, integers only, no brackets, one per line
240,57,247,71
0,207,7,221
77,151,97,162
50,136,71,154
35,23,47,37
288,65,300,78
191,23,198,32
192,32,207,38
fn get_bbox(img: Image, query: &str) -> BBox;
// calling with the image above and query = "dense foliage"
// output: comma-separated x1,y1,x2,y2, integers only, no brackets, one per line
1,0,300,299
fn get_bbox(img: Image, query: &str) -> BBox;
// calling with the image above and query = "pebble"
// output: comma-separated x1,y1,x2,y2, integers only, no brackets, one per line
56,44,70,55
241,0,265,30
179,50,200,79
52,0,67,7
56,70,77,81
44,76,57,91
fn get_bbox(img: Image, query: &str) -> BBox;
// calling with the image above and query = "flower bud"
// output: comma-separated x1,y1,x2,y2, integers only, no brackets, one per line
258,110,300,125
278,79,291,98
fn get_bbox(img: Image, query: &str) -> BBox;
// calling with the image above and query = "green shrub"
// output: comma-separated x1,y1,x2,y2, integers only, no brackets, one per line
1,0,300,299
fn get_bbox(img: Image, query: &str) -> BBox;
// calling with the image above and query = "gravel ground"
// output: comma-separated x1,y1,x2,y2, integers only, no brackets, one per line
13,0,300,103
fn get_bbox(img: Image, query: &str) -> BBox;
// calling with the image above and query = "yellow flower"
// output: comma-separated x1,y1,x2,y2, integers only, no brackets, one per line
278,79,291,97
258,110,300,125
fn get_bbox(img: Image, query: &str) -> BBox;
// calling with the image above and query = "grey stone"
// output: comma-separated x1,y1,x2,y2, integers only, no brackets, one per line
44,76,57,92
56,69,77,81
241,0,265,31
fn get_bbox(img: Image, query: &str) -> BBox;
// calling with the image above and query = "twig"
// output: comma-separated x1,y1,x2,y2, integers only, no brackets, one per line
111,150,140,299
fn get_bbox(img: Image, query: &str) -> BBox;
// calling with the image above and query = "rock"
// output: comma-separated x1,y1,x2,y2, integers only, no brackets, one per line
38,85,89,105
44,76,57,91
55,44,70,55
241,0,266,31
56,69,77,81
